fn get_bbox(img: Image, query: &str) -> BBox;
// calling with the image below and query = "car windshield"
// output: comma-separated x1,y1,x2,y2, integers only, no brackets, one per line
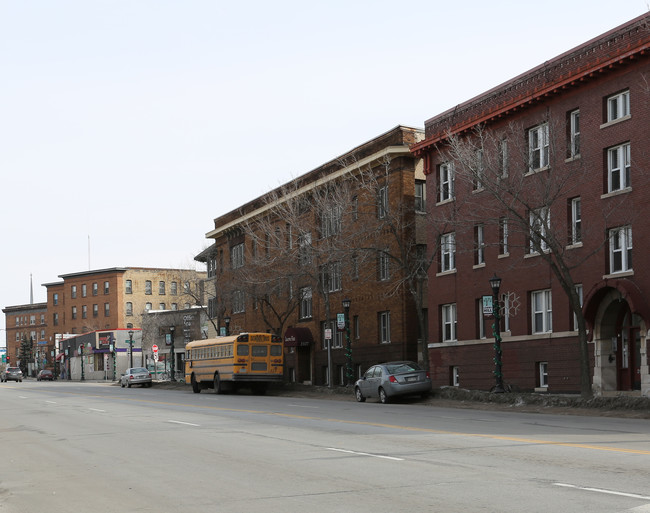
386,362,421,374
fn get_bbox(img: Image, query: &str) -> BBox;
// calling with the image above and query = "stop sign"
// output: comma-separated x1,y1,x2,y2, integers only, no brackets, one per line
152,344,158,353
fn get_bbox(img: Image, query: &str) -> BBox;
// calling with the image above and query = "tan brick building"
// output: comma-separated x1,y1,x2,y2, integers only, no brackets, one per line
197,126,427,386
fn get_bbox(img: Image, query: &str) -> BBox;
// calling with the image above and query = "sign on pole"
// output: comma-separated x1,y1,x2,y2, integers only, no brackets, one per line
152,344,159,353
324,328,332,340
482,295,494,316
337,313,345,331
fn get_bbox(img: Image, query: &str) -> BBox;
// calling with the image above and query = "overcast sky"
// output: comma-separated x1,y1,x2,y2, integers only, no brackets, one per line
1,1,647,336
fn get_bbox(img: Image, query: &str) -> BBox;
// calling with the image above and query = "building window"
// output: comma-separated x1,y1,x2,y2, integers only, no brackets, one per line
231,243,245,269
82,305,87,319
53,293,59,305
569,109,580,157
125,280,132,294
159,281,166,295
438,162,454,202
477,299,486,339
104,303,110,317
572,284,584,331
531,289,552,333
529,206,550,254
92,282,98,296
440,232,456,272
609,226,633,274
441,303,457,342
415,180,426,213
353,315,360,339
570,197,581,245
126,302,133,316
40,314,45,325
379,311,391,344
93,304,98,317
171,281,178,295
71,285,77,299
451,366,460,387
606,90,630,122
184,281,190,293
145,303,152,311
159,303,165,310
171,303,178,311
232,290,245,314
71,306,77,320
499,139,508,178
322,321,343,349
104,281,109,294
500,217,509,255
377,185,389,219
538,361,549,388
299,287,312,320
607,142,631,192
321,206,342,237
472,149,484,191
528,123,549,172
145,280,152,295
298,232,312,267
320,262,342,292
474,224,485,266
378,251,390,281
82,284,87,298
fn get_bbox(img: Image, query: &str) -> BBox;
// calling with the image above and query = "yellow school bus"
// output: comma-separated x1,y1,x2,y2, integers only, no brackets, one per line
185,333,284,394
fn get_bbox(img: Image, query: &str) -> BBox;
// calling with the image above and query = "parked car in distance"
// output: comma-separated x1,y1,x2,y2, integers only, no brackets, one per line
2,367,24,382
120,367,152,388
37,369,54,381
355,361,431,404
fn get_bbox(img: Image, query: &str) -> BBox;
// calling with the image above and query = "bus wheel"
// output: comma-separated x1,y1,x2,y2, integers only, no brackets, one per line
191,373,200,394
213,374,222,395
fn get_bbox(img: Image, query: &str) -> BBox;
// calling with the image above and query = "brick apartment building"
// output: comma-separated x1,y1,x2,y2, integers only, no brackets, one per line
2,302,48,371
197,126,427,386
42,266,206,373
412,13,650,396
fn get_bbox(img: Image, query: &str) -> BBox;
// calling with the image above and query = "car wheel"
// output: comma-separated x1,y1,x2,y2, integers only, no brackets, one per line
191,374,200,394
378,387,389,404
213,374,221,395
355,387,366,402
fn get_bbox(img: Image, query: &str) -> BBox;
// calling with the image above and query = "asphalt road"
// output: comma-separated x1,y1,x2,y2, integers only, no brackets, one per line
1,381,649,513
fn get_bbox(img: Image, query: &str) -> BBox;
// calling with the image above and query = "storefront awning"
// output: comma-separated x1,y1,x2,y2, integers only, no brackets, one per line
284,327,313,348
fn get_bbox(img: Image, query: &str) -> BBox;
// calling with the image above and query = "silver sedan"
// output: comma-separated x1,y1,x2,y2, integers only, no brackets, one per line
355,361,431,403
120,367,152,388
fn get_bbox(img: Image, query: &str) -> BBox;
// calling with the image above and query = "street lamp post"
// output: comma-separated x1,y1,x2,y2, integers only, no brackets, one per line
169,325,176,382
342,299,352,386
128,330,134,369
489,274,505,393
224,316,231,336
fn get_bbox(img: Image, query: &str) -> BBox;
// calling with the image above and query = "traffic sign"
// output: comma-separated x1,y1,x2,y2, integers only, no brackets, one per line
152,344,159,353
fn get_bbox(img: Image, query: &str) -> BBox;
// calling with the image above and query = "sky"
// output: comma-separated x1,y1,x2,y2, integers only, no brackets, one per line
1,0,648,336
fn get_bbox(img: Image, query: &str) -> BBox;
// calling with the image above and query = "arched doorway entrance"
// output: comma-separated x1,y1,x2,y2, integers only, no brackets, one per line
584,281,649,396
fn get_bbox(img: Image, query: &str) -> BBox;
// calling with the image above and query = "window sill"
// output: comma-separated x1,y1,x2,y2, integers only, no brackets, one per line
564,154,581,163
534,387,549,393
525,165,551,176
603,270,634,280
471,187,485,194
601,187,632,200
436,269,457,277
498,252,510,259
473,262,486,270
600,114,631,129
436,198,454,207
566,242,583,250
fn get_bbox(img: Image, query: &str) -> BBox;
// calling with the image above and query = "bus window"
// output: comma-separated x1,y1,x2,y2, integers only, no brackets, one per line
237,344,249,356
270,345,282,356
252,346,267,357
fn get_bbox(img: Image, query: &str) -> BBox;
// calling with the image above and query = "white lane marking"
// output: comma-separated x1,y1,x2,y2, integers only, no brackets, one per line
168,420,200,427
288,404,319,409
327,448,404,461
89,408,105,412
554,483,650,500
46,401,57,404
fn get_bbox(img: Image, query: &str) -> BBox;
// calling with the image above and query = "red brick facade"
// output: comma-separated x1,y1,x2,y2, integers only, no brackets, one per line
413,13,650,396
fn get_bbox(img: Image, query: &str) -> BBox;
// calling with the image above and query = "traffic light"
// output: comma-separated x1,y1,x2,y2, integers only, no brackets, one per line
6,355,10,363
